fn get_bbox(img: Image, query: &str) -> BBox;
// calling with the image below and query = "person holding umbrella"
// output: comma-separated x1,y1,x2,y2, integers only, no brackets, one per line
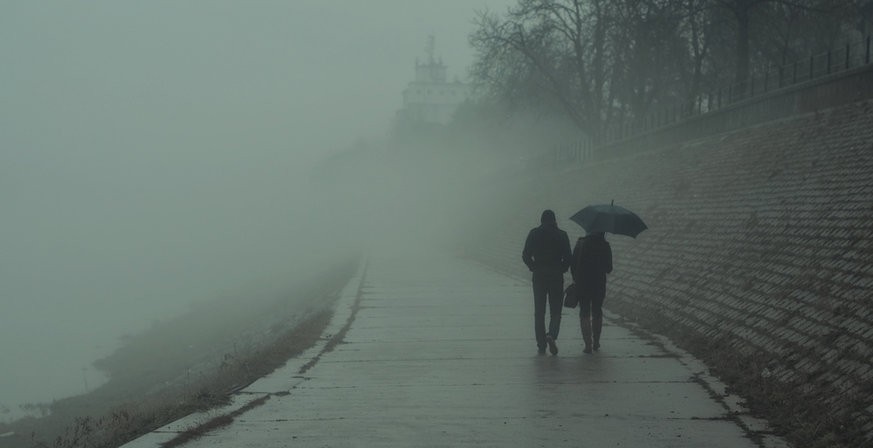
571,232,613,353
570,201,646,353
522,209,572,355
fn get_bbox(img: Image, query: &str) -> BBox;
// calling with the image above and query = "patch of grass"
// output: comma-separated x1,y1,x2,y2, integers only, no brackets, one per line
2,257,359,448
161,394,271,448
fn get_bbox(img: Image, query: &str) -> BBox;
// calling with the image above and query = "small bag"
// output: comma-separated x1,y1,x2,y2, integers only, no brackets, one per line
563,283,579,309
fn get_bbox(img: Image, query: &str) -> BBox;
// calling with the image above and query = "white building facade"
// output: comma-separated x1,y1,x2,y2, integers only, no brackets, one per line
397,37,468,125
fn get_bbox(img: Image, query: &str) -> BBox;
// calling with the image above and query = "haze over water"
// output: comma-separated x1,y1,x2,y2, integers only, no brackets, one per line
1,0,514,421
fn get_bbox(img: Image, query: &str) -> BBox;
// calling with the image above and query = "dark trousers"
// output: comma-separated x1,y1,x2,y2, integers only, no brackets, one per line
532,272,563,349
579,293,604,319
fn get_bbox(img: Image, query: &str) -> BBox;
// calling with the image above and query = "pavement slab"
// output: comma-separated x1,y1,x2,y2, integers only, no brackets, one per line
123,252,789,447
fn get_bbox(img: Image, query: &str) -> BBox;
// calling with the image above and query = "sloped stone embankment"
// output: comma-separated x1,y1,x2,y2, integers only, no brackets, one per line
473,99,873,448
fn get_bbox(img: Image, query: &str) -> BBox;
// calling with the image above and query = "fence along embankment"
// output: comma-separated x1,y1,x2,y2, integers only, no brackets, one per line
472,97,873,447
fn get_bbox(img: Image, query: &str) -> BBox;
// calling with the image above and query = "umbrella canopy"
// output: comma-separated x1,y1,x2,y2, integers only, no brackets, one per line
570,201,648,238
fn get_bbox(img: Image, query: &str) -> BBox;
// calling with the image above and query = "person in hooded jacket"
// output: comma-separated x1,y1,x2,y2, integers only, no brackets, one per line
571,232,613,353
522,210,572,355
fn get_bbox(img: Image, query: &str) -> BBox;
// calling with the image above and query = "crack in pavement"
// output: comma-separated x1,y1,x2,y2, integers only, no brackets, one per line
150,260,371,447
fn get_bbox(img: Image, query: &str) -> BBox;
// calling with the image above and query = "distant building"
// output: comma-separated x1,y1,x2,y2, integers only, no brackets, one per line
396,36,468,126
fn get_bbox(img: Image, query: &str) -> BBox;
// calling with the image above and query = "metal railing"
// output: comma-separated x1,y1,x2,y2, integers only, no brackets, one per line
689,35,872,115
553,34,873,165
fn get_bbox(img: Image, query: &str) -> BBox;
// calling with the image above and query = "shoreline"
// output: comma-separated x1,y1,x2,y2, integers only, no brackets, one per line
0,257,358,448
1,365,110,425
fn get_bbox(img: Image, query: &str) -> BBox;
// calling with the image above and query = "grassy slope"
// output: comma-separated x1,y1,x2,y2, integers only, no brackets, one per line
1,257,358,448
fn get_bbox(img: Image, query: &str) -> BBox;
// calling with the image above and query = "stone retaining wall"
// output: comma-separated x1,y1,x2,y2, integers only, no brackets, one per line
471,99,873,448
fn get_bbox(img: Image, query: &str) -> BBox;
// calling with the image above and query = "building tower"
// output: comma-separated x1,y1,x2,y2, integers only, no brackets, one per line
397,36,468,126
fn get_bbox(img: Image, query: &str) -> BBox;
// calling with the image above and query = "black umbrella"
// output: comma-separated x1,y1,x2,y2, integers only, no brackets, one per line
570,200,648,238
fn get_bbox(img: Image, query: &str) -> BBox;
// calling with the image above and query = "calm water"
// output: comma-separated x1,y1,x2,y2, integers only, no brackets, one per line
0,150,329,422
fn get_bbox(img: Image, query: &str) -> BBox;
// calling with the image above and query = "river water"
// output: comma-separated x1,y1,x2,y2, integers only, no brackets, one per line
0,148,334,423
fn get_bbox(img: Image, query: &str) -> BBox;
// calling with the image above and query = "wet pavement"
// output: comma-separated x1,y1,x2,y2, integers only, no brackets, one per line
123,252,789,447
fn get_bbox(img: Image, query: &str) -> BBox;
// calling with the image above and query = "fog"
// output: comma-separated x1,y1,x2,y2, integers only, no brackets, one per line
0,0,516,422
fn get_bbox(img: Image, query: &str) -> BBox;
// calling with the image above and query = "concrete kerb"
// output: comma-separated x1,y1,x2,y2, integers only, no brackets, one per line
119,259,369,448
609,309,792,448
124,254,794,448
467,259,789,445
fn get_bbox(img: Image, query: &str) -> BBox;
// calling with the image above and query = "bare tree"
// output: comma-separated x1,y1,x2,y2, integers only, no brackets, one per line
470,0,616,137
610,0,695,118
710,0,855,88
467,0,863,146
680,0,715,100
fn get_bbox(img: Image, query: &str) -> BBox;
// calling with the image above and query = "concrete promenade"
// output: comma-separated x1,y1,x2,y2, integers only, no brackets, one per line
123,252,788,447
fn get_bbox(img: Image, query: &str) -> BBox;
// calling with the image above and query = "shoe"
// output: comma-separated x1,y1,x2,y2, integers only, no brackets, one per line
583,346,593,354
537,347,546,355
593,342,600,352
545,335,558,355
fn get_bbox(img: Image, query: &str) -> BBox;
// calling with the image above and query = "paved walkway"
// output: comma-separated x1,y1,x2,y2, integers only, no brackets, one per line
124,252,788,447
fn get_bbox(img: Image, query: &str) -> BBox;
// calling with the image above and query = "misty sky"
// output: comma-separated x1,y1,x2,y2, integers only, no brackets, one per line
2,1,512,159
1,0,513,412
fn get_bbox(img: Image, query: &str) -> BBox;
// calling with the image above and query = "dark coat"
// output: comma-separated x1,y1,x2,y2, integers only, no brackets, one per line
571,235,613,299
522,223,572,276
